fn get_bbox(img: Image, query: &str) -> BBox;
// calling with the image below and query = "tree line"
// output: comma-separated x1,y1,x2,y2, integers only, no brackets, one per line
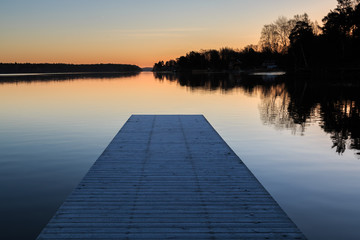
153,0,360,77
0,63,141,74
153,47,286,72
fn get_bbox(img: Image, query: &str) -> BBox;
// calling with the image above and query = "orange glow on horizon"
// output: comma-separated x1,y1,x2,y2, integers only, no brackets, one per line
0,37,253,68
0,0,337,68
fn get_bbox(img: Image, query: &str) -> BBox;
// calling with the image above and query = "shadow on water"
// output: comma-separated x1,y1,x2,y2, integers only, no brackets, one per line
0,72,141,84
154,72,360,157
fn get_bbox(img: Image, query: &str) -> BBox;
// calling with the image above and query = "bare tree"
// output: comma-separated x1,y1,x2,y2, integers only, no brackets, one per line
260,24,280,52
260,14,318,53
275,16,293,51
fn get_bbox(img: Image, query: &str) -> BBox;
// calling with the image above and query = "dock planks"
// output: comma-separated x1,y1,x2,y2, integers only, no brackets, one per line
37,115,306,239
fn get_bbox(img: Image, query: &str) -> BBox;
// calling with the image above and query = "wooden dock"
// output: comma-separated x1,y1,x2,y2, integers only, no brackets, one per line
37,115,306,239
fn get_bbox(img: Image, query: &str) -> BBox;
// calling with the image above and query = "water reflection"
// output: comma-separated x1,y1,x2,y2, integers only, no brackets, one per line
154,72,243,91
2,71,359,156
286,80,360,156
320,98,360,155
154,72,360,156
154,72,286,93
1,72,360,239
0,72,140,84
258,83,309,135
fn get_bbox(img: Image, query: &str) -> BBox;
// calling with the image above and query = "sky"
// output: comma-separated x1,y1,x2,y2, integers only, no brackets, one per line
0,0,338,67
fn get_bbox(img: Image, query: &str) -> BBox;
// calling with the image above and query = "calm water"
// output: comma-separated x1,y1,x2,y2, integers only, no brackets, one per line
0,72,359,240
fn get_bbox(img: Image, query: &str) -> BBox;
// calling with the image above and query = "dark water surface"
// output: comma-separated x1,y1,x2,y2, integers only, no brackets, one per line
0,72,359,239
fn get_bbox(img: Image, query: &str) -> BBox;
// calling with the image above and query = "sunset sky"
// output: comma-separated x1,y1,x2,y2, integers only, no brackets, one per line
1,0,337,67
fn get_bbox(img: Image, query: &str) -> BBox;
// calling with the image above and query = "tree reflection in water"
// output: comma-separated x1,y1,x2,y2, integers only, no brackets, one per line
320,99,360,155
258,83,310,135
154,72,360,156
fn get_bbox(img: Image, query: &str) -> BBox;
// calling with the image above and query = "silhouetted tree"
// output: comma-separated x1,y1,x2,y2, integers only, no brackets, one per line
322,0,360,60
219,48,239,69
153,61,165,71
275,16,296,52
289,15,315,70
203,50,220,70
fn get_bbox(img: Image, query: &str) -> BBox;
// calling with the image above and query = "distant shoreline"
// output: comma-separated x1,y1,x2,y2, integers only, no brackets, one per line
0,63,141,74
0,71,140,77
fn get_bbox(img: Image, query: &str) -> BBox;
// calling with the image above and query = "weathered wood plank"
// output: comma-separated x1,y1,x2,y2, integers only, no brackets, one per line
37,115,306,240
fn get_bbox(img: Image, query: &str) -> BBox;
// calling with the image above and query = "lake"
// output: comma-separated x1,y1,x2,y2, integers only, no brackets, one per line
0,72,359,240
